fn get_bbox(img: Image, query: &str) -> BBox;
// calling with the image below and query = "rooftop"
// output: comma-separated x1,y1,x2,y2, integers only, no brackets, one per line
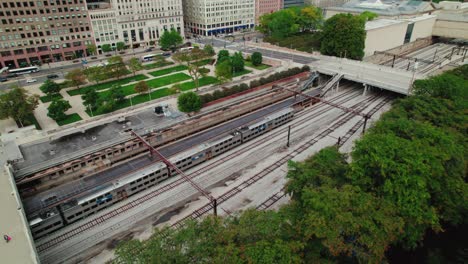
327,0,437,17
0,167,39,263
12,107,185,179
365,18,406,30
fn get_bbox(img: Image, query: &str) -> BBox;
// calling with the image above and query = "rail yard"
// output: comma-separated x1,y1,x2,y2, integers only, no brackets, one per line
19,73,395,263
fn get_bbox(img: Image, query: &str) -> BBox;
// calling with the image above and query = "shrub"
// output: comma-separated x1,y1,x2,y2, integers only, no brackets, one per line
213,90,224,100
239,83,249,91
250,80,260,88
302,65,310,71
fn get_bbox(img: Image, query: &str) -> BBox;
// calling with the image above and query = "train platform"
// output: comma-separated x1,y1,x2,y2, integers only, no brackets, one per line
0,167,39,263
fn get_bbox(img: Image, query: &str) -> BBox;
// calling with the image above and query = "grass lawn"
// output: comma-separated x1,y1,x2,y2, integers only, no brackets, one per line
149,65,188,77
245,61,271,70
40,93,63,103
179,76,219,91
67,74,148,96
57,113,82,126
99,73,191,98
193,59,214,67
233,69,252,77
264,32,321,53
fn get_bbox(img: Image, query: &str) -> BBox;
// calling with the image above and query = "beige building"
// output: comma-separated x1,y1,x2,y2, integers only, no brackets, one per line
87,0,184,53
364,15,436,57
184,0,255,36
325,0,438,19
432,1,468,40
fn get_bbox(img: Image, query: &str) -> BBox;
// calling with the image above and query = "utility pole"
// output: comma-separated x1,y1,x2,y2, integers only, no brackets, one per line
286,125,291,147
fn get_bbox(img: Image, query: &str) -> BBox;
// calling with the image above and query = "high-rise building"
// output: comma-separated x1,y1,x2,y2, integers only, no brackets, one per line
305,0,351,9
256,0,283,24
0,0,93,69
283,0,304,9
184,0,255,36
87,0,184,54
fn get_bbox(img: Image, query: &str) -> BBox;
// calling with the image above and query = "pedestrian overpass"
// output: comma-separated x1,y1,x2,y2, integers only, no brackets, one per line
311,56,425,95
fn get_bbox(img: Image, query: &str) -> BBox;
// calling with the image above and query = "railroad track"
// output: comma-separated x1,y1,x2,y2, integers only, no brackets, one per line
36,86,362,253
170,93,390,230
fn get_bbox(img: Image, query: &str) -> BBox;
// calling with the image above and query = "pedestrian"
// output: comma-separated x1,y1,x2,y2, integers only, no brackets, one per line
4,234,12,243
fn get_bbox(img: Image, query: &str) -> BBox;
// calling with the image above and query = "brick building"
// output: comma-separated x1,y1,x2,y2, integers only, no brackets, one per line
256,0,283,24
0,0,93,69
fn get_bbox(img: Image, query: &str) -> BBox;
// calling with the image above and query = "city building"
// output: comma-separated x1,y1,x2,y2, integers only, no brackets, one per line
256,0,283,23
184,0,255,36
283,0,304,9
364,15,436,56
0,0,94,69
324,0,438,19
432,1,468,39
87,0,184,54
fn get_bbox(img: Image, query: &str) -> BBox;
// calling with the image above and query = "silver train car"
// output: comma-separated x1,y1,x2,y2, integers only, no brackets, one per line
29,108,295,239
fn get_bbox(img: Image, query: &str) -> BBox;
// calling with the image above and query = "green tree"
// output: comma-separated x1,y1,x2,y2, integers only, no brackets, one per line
0,86,39,127
134,80,150,95
127,57,143,76
86,43,97,55
231,52,244,73
177,91,202,113
216,49,230,65
268,9,300,39
81,88,98,110
173,47,210,90
298,6,323,31
106,56,128,80
47,99,71,121
159,28,183,51
251,52,263,66
108,84,125,104
320,13,366,60
101,44,112,53
359,11,379,21
215,60,233,83
116,41,126,51
40,80,60,96
65,68,86,89
203,44,215,56
84,66,106,84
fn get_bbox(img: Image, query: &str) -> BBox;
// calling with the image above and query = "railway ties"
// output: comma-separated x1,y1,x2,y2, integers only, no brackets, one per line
256,190,287,211
37,88,363,254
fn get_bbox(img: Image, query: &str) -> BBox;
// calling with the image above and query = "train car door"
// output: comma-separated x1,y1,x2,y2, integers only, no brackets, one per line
117,190,128,200
206,150,213,160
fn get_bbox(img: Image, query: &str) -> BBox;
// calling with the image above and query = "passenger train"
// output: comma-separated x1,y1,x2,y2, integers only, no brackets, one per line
29,108,295,239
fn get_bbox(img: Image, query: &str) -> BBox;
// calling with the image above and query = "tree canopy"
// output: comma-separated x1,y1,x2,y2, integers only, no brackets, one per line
127,57,143,76
40,80,60,96
177,91,202,113
215,60,233,83
159,28,183,51
320,13,366,60
257,6,323,39
251,52,263,66
173,47,211,90
47,98,71,121
65,68,86,88
0,86,39,127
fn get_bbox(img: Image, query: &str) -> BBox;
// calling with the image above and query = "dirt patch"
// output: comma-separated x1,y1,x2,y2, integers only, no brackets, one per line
106,232,134,250
153,206,184,226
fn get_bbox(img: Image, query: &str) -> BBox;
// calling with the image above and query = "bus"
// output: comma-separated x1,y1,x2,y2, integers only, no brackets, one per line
141,53,161,62
0,67,9,74
8,66,40,75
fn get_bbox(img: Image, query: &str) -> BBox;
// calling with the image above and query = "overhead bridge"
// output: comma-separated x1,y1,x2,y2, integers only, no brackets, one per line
320,73,344,97
313,56,425,95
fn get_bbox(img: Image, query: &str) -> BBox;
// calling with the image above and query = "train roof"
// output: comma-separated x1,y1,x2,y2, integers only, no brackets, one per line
77,162,166,205
29,217,42,226
245,108,294,130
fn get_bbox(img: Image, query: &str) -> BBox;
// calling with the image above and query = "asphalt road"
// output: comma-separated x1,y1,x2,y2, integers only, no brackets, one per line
23,89,321,216
195,37,317,64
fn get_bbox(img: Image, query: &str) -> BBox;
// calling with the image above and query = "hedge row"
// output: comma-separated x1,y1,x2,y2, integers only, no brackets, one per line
200,65,310,105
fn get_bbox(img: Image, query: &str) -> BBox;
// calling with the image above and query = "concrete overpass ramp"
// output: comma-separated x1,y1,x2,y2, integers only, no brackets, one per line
312,56,425,95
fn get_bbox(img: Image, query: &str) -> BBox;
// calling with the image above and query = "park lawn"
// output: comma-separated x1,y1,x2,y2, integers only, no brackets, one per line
99,73,191,98
264,32,321,53
245,61,271,70
67,74,148,96
149,65,188,77
57,113,82,126
193,59,213,67
233,69,252,77
179,76,219,91
40,93,63,103
89,88,173,116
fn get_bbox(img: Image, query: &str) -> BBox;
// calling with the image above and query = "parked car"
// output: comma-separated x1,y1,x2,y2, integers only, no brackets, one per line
0,77,7,82
47,74,59,79
162,52,171,57
26,79,37,83
144,47,154,52
7,73,17,78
